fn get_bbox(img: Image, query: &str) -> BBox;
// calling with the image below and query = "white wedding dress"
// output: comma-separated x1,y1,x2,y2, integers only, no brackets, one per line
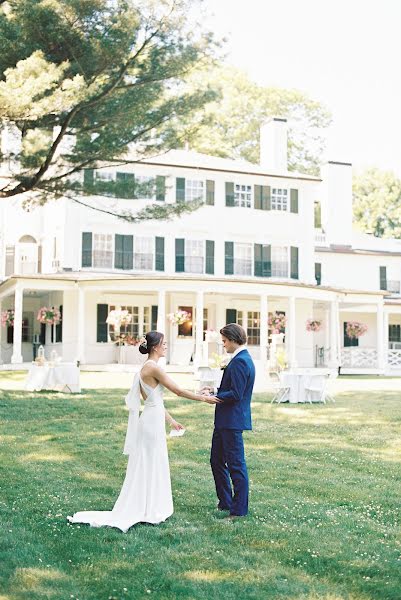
67,362,173,532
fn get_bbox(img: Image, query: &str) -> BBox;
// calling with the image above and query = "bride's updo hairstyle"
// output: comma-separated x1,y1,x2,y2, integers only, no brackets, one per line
138,331,164,355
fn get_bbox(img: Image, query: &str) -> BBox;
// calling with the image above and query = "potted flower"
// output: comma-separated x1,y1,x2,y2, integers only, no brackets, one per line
346,321,368,338
268,312,286,334
1,309,14,327
167,310,191,325
306,318,323,332
37,306,61,325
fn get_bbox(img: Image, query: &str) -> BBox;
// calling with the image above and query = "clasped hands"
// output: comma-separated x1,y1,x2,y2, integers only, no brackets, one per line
199,386,222,405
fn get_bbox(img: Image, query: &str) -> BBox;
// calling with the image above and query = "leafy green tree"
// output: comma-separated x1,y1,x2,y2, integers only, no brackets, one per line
353,168,401,238
0,0,218,221
181,65,331,175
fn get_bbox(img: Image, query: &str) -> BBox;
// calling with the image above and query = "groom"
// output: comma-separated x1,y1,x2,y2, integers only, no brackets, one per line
203,323,255,518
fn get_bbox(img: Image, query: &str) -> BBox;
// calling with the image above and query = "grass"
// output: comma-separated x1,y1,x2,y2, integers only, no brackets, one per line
1,372,401,599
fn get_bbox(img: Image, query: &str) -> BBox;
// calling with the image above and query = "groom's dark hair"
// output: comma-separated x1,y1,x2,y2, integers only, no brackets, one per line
220,323,247,345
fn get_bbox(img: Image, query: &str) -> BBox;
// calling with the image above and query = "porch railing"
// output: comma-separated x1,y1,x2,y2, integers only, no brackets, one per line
387,349,401,369
341,347,378,368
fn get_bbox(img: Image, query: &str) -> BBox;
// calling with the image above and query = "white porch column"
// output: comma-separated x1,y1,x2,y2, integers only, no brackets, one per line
11,286,23,364
76,287,85,364
138,306,144,337
0,297,2,364
157,290,166,332
194,290,204,368
288,296,297,368
377,300,385,371
384,310,389,372
329,297,339,367
259,294,268,362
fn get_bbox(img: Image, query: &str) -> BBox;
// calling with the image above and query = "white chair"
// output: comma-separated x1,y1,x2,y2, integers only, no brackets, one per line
270,371,290,404
304,375,326,404
325,370,337,403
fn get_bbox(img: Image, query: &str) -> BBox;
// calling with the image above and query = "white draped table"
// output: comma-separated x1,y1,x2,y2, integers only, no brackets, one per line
25,363,81,393
279,370,328,403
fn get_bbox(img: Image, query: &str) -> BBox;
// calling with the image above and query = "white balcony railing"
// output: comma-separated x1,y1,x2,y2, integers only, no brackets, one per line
387,280,400,294
341,347,378,368
314,229,327,245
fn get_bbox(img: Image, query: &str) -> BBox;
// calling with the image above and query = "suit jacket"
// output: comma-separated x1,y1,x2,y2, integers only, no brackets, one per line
214,348,255,430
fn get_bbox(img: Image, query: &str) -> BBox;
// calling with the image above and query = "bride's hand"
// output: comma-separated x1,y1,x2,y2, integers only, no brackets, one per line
201,395,222,405
170,419,184,431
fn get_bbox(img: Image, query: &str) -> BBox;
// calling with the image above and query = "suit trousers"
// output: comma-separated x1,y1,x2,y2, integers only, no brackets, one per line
210,428,249,516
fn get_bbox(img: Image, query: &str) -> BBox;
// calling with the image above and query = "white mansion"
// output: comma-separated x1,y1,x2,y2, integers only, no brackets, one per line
1,118,401,375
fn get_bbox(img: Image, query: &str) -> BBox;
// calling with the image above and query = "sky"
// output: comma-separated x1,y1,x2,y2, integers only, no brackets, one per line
201,0,401,175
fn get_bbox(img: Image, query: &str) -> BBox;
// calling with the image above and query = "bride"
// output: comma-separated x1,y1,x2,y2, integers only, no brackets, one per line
68,331,219,532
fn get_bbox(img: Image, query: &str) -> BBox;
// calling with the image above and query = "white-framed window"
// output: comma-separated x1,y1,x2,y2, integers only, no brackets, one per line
247,311,260,345
234,184,252,208
185,239,204,273
135,175,155,200
234,243,252,276
108,305,139,340
134,236,154,270
95,170,114,181
271,188,288,211
186,179,204,202
271,246,288,277
93,233,113,268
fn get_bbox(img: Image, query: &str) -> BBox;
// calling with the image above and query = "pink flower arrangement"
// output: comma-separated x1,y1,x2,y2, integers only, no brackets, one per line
268,312,286,334
306,319,323,332
346,321,368,339
106,309,132,329
1,309,14,327
37,306,61,325
168,310,191,325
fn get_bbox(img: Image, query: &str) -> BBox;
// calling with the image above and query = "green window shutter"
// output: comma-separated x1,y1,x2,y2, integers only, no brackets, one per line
225,241,234,275
82,232,92,267
263,244,271,277
151,305,158,330
114,234,124,269
290,246,299,279
176,177,186,202
254,185,262,210
97,304,108,343
123,235,133,270
206,240,214,274
155,237,165,271
206,180,215,205
175,238,185,272
156,176,165,201
226,309,237,324
254,243,262,276
116,172,135,199
55,305,63,343
380,266,387,290
314,202,322,228
290,189,299,213
83,169,94,192
225,182,235,207
263,186,271,210
315,262,322,286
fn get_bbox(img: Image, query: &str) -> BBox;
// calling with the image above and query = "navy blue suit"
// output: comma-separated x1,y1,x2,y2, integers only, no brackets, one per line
210,348,255,516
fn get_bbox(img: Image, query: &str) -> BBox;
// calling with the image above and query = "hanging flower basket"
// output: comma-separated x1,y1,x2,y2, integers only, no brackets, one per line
168,310,191,325
346,321,368,339
306,318,323,332
1,309,14,327
268,312,286,334
106,309,132,329
37,306,61,325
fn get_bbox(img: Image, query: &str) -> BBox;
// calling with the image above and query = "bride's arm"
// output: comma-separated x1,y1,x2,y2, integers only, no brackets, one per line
149,364,221,405
165,409,184,430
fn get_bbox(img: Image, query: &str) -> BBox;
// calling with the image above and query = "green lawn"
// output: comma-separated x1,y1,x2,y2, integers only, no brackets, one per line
1,372,401,600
